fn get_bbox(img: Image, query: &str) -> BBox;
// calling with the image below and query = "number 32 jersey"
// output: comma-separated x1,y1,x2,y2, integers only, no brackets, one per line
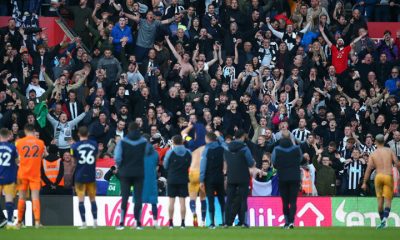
0,142,18,184
71,140,98,183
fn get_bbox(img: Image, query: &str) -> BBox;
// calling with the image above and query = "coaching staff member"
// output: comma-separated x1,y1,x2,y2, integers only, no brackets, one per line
272,130,302,229
218,130,260,227
200,132,226,228
164,135,192,229
114,122,154,230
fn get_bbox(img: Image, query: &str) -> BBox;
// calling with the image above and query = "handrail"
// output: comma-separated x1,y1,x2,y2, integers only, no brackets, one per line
55,11,90,53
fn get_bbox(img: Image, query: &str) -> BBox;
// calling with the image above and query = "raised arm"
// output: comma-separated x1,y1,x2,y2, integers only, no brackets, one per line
207,45,219,67
69,70,89,90
123,12,141,22
160,15,177,25
181,122,194,139
290,84,300,105
319,25,332,48
217,44,223,65
109,0,122,11
192,44,199,66
299,21,311,34
270,73,283,103
266,19,284,39
234,40,240,65
92,3,102,25
350,31,367,48
165,35,182,62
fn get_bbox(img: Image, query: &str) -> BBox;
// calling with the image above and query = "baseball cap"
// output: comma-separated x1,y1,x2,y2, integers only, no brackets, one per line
10,78,18,83
391,119,398,125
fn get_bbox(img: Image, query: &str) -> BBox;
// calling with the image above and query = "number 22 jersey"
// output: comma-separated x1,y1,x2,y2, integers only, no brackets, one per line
15,135,45,181
0,142,18,185
71,140,98,183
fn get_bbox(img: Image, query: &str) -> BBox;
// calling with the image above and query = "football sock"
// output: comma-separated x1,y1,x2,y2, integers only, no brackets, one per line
384,207,391,219
201,200,207,222
120,209,126,226
32,199,40,222
91,201,97,220
0,202,5,220
5,202,14,222
152,204,158,220
379,211,384,221
79,202,86,223
17,199,26,223
189,200,196,214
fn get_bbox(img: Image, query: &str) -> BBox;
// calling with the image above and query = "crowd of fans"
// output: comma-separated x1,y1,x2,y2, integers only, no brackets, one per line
0,0,400,197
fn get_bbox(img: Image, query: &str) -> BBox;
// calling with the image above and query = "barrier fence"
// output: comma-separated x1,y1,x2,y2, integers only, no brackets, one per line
4,196,399,227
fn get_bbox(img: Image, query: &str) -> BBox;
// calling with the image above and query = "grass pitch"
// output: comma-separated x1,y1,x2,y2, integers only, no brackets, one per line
1,226,397,240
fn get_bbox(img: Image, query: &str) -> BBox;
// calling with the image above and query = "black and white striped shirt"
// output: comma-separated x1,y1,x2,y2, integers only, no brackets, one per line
359,144,376,155
292,128,310,144
345,160,366,190
273,101,294,115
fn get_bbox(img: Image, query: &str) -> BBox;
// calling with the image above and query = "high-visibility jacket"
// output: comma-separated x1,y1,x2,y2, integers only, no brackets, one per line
41,158,64,187
300,168,312,195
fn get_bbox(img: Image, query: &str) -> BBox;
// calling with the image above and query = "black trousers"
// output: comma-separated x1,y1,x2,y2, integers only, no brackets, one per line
120,176,144,226
279,180,300,224
205,181,225,225
225,182,248,226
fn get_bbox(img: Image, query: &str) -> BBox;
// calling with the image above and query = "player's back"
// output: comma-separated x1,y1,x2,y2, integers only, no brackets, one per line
190,146,205,170
371,147,395,175
16,135,45,180
0,141,18,184
71,139,98,183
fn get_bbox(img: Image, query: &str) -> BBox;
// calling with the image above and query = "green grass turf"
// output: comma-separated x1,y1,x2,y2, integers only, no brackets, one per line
0,227,398,240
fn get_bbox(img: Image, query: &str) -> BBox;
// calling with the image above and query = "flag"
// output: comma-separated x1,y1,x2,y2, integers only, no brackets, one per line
11,0,22,28
33,101,48,128
252,175,279,197
96,158,116,196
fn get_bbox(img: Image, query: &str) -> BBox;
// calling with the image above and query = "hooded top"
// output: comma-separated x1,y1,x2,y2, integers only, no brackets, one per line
114,130,154,178
163,145,192,184
272,138,302,182
221,138,254,184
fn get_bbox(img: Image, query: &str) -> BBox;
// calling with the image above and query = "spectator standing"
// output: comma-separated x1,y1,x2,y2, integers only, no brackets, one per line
111,17,133,54
312,144,336,196
123,10,176,63
319,24,366,75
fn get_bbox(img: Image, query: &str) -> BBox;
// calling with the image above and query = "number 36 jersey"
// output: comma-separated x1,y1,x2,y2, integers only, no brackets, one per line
15,135,45,181
0,142,18,185
71,140,98,183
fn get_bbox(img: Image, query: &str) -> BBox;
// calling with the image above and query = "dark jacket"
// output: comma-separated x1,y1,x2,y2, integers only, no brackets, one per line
312,155,336,196
200,141,225,184
222,139,254,184
114,130,154,178
163,145,192,184
272,138,302,182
